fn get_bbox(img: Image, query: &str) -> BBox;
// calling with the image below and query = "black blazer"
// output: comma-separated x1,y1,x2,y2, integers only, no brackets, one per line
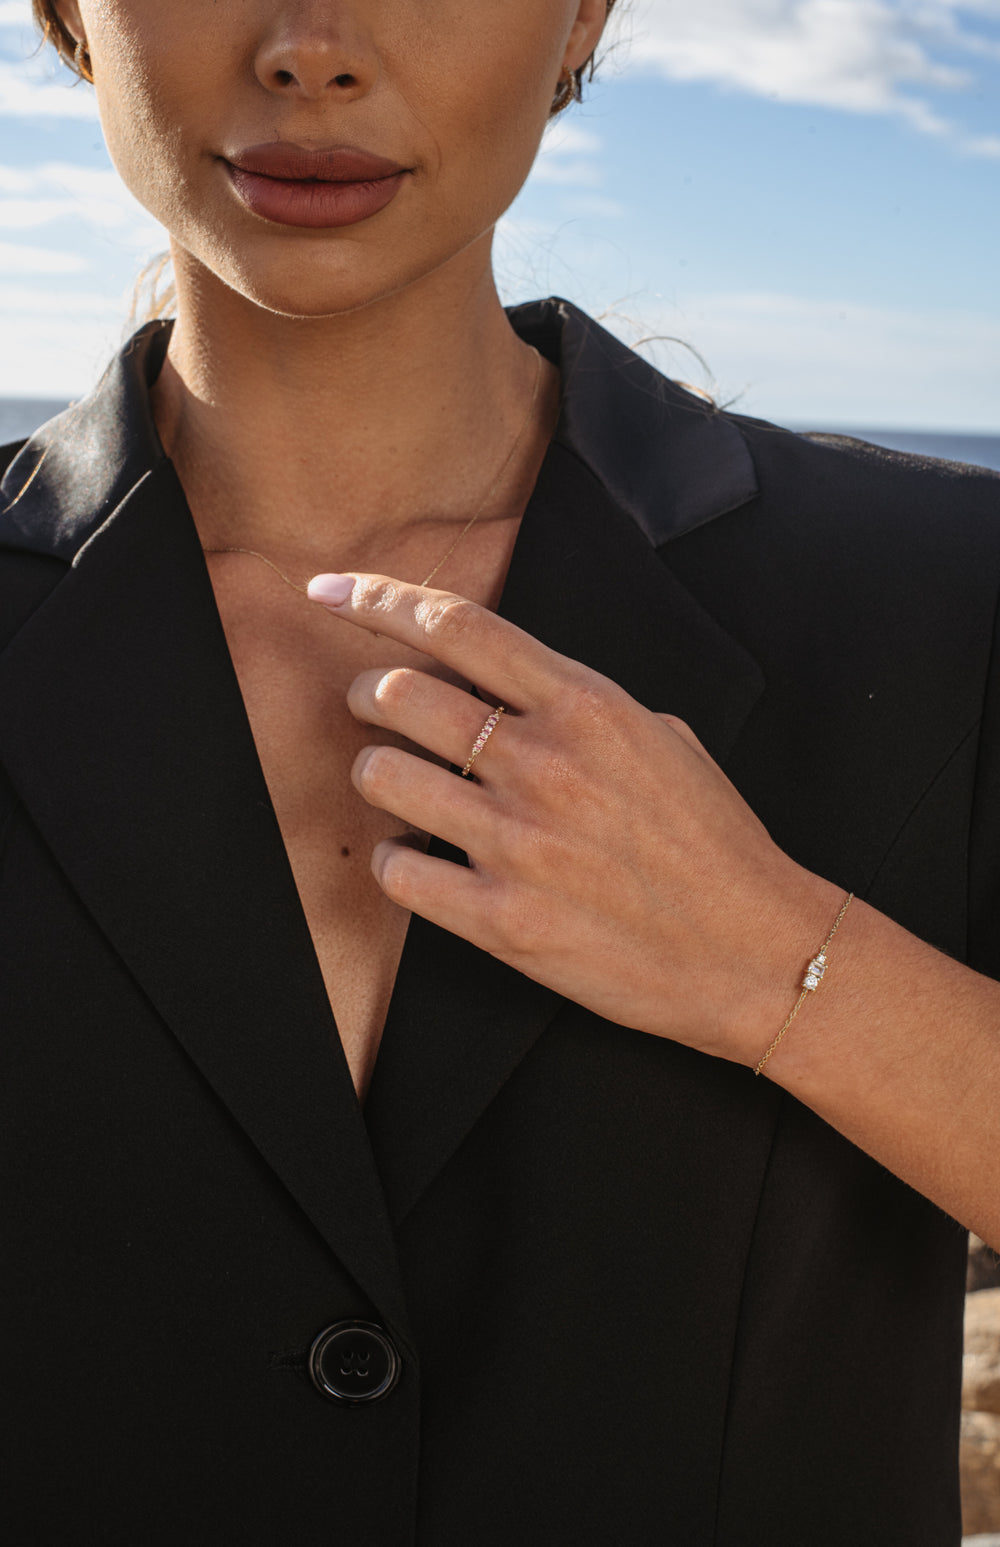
2,300,999,1546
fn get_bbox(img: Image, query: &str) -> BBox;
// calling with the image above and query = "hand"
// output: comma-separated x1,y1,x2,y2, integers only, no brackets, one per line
308,571,841,1065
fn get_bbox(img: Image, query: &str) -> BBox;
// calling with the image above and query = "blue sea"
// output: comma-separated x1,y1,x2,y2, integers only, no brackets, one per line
1,396,999,474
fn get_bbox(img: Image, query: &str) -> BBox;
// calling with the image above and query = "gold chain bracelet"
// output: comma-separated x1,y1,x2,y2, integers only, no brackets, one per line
753,892,854,1076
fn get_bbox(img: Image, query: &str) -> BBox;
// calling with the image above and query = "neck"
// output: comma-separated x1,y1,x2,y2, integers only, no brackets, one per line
151,240,555,569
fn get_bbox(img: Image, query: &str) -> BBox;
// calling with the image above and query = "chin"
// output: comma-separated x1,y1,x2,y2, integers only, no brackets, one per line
228,275,394,321
193,230,489,324
173,199,435,305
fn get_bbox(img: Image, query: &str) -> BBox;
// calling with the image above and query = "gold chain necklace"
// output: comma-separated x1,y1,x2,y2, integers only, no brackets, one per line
202,347,543,595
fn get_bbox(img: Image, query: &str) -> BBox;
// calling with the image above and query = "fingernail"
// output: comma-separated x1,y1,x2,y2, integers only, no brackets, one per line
307,573,355,606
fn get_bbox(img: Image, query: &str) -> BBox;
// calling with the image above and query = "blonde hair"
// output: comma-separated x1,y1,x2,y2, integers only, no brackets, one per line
31,1,84,76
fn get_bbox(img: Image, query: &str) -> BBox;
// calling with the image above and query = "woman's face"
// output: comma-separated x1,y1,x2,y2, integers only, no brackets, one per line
55,0,607,318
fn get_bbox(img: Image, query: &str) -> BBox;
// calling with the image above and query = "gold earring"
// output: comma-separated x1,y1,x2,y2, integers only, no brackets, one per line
73,37,94,83
551,67,580,115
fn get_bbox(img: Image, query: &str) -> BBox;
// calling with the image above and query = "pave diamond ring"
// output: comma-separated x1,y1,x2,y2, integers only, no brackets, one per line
461,705,506,778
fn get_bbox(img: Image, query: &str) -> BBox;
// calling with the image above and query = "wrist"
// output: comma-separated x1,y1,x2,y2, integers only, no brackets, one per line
753,889,855,1076
728,868,850,1071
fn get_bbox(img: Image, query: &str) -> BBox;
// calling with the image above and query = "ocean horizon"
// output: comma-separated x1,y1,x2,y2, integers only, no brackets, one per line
2,397,999,475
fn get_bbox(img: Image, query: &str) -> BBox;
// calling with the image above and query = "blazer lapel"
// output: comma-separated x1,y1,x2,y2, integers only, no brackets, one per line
365,436,765,1224
0,460,410,1343
2,301,767,1273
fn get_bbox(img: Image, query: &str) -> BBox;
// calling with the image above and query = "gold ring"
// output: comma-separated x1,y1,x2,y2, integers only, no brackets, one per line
461,705,506,778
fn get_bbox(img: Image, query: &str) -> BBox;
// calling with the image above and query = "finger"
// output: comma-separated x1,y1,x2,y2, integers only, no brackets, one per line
371,836,497,947
353,742,500,853
307,571,569,710
348,667,514,777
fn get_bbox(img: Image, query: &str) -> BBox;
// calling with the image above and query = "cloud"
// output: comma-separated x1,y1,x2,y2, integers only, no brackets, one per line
531,158,604,188
625,0,1000,155
964,131,1000,155
0,2,32,26
533,121,606,188
0,197,79,227
558,194,627,218
0,237,84,272
0,57,98,120
0,161,165,248
0,282,123,317
0,288,132,396
615,289,1000,430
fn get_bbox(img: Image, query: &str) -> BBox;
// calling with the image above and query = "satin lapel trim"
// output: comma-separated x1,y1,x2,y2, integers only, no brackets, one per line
0,463,410,1343
508,297,760,546
1,322,171,560
365,441,765,1224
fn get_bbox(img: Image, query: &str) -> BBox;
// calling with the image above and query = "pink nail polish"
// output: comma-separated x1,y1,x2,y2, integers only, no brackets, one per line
307,573,355,606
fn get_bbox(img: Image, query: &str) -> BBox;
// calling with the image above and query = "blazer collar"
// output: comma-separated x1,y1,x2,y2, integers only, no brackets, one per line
512,296,760,544
0,321,171,561
0,301,765,1261
1,299,759,561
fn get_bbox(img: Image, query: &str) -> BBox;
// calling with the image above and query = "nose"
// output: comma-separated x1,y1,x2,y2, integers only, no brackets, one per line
254,3,378,101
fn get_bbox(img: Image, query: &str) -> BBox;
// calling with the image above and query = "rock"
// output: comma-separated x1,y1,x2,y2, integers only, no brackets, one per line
965,1291,1000,1415
962,1292,1000,1531
969,1238,1000,1294
961,1411,1000,1534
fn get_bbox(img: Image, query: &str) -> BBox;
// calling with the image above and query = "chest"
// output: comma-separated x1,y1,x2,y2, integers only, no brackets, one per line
209,582,462,1102
199,519,522,1100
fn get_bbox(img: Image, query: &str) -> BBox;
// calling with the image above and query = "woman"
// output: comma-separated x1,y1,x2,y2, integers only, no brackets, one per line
2,1,999,1542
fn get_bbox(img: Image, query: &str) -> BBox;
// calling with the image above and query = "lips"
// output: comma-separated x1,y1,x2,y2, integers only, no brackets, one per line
224,141,410,229
228,142,408,183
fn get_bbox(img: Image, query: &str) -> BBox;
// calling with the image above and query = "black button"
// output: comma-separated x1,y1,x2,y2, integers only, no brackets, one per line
308,1321,401,1405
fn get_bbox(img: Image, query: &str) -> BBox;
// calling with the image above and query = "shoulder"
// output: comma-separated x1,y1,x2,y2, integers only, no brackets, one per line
676,404,1000,571
0,438,26,481
676,408,1000,598
665,413,1000,751
520,300,1000,563
731,413,999,517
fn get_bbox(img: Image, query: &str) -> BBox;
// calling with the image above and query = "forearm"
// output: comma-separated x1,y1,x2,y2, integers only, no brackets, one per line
758,887,1000,1250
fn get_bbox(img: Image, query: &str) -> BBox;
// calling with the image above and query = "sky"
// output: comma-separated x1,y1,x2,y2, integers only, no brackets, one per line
0,0,998,431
